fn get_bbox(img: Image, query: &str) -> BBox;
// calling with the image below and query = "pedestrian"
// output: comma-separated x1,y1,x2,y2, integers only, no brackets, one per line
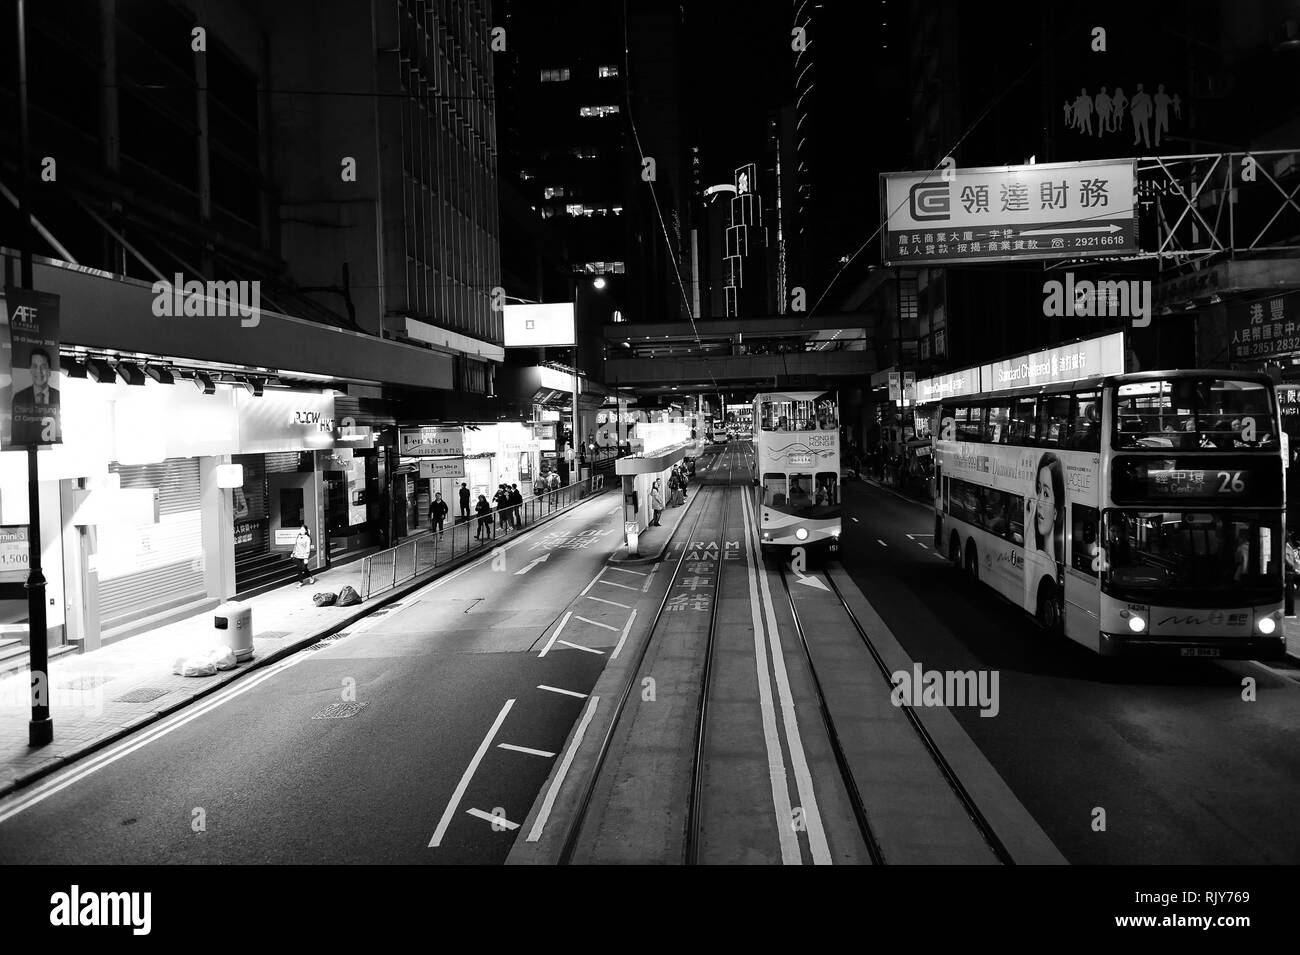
291,525,316,587
459,483,471,523
510,484,524,529
548,469,560,510
431,491,448,537
475,494,493,540
493,484,510,532
649,479,664,527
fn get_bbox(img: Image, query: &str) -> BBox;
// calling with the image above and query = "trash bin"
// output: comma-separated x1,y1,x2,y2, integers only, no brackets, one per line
214,601,253,662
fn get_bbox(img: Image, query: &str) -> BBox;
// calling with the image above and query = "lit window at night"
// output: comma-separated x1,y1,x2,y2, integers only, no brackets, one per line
543,186,567,199
597,65,619,78
578,105,620,118
540,68,571,82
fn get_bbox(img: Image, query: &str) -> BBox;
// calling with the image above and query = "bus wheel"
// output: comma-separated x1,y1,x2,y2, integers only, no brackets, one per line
948,531,961,565
964,540,978,581
1037,580,1064,636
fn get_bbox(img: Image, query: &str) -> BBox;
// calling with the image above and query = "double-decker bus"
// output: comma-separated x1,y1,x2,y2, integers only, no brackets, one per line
922,332,1286,659
754,390,842,554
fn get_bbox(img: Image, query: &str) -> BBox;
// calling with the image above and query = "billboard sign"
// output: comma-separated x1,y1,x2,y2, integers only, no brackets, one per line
985,332,1125,394
888,372,902,402
504,303,575,347
1228,292,1299,363
881,159,1137,266
399,427,464,457
2,287,62,447
419,457,466,480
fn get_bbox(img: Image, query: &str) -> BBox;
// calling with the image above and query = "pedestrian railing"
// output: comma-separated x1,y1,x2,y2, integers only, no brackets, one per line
359,475,609,600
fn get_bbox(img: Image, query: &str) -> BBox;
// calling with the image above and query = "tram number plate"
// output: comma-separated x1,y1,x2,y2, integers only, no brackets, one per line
1180,647,1221,657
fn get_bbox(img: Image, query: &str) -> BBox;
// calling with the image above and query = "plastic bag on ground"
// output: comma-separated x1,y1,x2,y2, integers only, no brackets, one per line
173,645,240,677
336,585,361,607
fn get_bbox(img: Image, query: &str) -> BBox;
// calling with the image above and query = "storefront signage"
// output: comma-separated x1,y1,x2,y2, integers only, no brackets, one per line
916,368,980,404
290,409,335,432
0,525,29,582
419,457,465,480
1228,292,1299,362
985,332,1124,393
400,427,464,457
236,391,337,453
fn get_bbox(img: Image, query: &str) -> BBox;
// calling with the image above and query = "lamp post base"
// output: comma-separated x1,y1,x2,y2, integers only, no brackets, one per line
29,716,53,747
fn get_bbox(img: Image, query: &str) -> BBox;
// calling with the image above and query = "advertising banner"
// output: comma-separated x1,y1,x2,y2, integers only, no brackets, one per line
400,427,464,457
1228,292,1299,362
881,159,1137,265
2,286,62,447
0,525,29,582
419,458,466,480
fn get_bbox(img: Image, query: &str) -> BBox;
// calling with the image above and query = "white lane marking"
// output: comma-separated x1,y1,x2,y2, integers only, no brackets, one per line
738,489,802,865
918,543,929,550
537,685,587,699
498,743,556,758
538,612,573,658
642,565,658,593
612,609,638,660
606,566,647,577
556,639,604,654
579,569,606,597
466,807,520,830
573,615,620,632
0,496,624,822
527,696,600,842
0,626,344,824
749,491,833,865
599,580,640,591
430,699,515,847
584,594,631,609
851,517,860,523
877,539,888,546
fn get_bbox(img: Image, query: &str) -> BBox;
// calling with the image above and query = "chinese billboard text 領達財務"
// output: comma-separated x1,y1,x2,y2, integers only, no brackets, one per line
881,159,1137,266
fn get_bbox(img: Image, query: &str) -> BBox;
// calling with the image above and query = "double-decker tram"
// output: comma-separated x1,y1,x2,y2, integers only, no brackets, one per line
923,331,1286,659
753,390,841,555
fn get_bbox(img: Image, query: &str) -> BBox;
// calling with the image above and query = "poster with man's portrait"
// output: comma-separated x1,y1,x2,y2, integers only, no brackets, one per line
2,287,62,447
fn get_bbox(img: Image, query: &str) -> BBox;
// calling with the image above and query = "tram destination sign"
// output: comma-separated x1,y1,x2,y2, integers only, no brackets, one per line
881,159,1137,266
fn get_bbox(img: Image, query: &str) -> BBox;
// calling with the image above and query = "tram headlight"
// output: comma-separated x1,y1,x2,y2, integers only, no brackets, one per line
1128,615,1147,633
795,527,809,541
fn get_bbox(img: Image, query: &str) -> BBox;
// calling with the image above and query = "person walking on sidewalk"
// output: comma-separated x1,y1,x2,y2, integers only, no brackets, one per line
547,470,560,511
292,526,316,587
431,492,448,537
510,484,524,529
475,494,493,541
650,480,664,527
459,483,471,523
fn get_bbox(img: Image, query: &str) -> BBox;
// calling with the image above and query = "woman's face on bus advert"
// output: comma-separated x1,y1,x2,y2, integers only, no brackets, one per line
1036,466,1057,536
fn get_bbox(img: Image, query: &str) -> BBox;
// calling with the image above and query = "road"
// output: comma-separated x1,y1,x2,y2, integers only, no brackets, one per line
838,478,1300,864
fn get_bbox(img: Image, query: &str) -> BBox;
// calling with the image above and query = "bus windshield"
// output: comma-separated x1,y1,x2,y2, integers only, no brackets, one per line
1111,378,1276,450
1102,509,1282,604
759,397,838,432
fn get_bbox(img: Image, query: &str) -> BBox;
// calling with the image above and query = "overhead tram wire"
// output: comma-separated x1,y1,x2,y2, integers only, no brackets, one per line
808,55,1045,319
621,0,720,395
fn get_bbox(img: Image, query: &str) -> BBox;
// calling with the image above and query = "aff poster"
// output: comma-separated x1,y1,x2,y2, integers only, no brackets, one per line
2,287,62,447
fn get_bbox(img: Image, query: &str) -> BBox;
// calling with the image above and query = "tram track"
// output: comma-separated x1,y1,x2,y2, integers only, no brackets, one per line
775,560,1016,865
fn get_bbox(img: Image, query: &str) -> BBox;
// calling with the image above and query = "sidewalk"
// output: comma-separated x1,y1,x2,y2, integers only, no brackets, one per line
608,488,698,564
0,487,611,798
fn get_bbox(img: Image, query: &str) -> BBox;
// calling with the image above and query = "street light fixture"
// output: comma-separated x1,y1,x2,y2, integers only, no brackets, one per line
592,276,607,290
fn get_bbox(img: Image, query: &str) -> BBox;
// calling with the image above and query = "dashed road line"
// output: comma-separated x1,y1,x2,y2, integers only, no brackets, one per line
527,696,600,843
498,743,556,758
538,685,587,699
612,609,638,660
574,615,620,631
606,566,647,577
557,639,604,654
599,579,640,591
584,594,631,609
877,539,888,546
430,699,515,847
466,807,520,830
538,612,573,658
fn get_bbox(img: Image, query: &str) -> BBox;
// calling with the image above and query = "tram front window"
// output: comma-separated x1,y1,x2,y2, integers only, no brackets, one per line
787,474,814,512
763,473,787,507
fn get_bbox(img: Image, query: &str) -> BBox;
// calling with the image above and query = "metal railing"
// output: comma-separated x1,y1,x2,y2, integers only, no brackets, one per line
360,474,610,599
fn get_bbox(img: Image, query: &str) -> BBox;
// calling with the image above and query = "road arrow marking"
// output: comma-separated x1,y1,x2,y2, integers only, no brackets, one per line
515,554,550,575
793,570,829,591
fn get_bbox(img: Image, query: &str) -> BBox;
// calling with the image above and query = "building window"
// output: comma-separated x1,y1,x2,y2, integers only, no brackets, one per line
573,261,626,275
543,186,567,199
574,147,600,159
540,68,571,82
598,64,619,78
578,105,620,118
519,169,535,182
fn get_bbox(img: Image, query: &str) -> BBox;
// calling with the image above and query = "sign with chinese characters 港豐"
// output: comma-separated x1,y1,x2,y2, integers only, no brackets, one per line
1229,293,1299,362
881,159,1137,266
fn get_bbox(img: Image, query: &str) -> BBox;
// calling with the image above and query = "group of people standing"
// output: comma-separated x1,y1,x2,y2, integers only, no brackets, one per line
648,463,691,528
428,481,531,542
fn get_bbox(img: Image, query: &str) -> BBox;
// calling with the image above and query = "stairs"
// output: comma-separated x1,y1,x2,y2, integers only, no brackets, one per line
235,551,299,595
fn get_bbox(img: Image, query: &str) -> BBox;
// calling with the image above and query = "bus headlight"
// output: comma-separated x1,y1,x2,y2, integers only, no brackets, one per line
1258,615,1278,635
795,527,809,541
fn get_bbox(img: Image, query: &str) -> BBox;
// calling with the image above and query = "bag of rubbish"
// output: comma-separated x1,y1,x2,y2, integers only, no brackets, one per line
173,656,217,678
313,591,338,607
336,585,361,607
